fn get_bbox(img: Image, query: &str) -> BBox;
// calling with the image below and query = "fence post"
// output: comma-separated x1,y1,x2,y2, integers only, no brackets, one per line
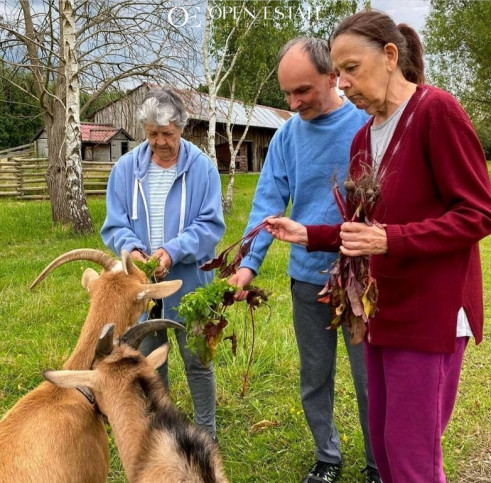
13,157,23,199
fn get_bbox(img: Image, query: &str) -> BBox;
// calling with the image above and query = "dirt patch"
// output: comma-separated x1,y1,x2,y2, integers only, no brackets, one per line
454,447,491,482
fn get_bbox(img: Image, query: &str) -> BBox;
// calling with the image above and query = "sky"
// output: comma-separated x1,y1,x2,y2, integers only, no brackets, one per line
370,0,431,38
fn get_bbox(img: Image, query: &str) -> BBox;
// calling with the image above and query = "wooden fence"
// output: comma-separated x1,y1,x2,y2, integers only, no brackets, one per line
0,136,267,200
0,153,114,200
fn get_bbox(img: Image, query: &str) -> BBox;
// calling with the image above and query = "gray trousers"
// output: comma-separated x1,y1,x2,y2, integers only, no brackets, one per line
139,328,216,438
291,279,376,467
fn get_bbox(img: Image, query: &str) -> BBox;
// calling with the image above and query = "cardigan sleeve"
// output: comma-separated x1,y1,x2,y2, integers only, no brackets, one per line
306,223,342,252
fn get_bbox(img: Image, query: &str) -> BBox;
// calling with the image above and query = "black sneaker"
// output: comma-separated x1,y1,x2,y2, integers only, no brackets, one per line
361,466,382,483
302,461,342,483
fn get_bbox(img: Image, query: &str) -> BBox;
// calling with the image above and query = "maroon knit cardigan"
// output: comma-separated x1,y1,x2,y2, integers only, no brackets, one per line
306,85,491,353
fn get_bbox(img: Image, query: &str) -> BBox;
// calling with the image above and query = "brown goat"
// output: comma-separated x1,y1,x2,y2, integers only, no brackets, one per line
0,249,182,483
44,322,229,483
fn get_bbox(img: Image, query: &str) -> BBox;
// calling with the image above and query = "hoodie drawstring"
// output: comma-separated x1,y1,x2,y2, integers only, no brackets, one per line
132,173,186,236
179,172,186,235
131,178,139,220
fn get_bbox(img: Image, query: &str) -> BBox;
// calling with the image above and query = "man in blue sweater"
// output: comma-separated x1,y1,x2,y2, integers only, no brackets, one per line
229,38,380,483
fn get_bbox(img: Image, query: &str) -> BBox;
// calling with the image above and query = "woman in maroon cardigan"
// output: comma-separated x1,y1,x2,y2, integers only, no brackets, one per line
265,10,491,483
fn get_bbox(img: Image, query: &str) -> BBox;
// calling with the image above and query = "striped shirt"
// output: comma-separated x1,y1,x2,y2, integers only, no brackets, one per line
147,161,177,253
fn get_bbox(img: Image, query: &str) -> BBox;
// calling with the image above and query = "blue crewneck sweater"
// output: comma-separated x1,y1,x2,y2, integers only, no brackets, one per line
240,100,369,285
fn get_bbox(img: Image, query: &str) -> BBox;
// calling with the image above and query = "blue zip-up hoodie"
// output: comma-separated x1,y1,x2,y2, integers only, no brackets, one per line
240,100,369,285
101,138,225,320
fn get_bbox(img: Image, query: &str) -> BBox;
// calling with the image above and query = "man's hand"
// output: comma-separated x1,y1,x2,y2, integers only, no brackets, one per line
228,267,255,301
264,216,308,246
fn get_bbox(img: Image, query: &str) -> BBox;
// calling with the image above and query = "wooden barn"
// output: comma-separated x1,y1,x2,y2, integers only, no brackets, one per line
90,83,293,173
32,123,135,162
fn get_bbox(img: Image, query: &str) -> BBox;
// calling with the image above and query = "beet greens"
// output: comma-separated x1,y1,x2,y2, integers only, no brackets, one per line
200,218,274,278
320,163,384,344
179,220,274,396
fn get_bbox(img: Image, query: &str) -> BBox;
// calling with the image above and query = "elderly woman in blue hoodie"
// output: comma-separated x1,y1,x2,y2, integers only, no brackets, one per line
101,87,225,439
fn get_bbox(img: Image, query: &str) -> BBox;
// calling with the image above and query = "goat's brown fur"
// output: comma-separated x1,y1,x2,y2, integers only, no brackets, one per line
0,251,181,483
45,341,228,483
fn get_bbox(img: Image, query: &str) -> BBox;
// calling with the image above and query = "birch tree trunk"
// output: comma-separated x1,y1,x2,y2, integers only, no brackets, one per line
202,0,251,169
45,100,69,223
223,73,274,214
59,0,93,233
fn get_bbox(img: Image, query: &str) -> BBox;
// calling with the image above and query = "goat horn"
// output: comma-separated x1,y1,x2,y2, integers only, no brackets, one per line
30,249,117,289
121,249,137,276
95,324,115,359
119,319,184,349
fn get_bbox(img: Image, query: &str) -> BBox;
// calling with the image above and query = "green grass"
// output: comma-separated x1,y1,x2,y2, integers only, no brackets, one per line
0,174,489,482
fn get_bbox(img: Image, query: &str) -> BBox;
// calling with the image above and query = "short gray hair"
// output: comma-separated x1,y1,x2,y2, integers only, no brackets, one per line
277,37,332,74
137,87,189,129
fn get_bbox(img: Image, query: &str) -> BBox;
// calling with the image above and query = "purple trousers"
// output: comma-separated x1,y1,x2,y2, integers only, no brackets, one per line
364,338,468,483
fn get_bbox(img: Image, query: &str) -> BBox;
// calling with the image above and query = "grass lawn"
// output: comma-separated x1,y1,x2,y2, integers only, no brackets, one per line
0,173,489,482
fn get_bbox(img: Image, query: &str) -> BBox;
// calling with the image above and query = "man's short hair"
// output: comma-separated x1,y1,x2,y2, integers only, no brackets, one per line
277,37,333,74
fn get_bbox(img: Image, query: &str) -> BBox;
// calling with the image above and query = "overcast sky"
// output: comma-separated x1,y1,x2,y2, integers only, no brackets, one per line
370,0,430,37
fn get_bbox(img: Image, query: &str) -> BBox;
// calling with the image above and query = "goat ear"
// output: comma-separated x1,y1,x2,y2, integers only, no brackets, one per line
82,268,99,291
43,369,99,390
137,279,183,300
146,343,170,370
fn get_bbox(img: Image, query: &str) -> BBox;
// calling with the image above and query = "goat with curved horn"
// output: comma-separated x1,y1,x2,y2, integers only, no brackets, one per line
43,322,229,483
30,249,118,289
1,248,184,483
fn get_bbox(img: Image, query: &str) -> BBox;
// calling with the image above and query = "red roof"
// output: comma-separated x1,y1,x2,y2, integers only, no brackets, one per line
81,123,124,143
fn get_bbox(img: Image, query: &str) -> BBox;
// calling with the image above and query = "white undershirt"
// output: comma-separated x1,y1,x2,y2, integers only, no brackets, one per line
370,100,409,174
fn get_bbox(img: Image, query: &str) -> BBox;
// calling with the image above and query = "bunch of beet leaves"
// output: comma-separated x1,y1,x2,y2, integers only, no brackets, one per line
319,163,385,344
178,220,273,396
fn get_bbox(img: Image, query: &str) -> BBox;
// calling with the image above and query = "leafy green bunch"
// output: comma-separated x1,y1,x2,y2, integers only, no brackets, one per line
178,278,237,365
132,257,160,280
178,277,269,396
180,218,271,394
178,278,269,360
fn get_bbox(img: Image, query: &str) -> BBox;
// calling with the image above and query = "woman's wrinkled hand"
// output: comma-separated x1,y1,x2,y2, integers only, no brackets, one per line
339,222,388,256
130,248,147,262
152,248,172,279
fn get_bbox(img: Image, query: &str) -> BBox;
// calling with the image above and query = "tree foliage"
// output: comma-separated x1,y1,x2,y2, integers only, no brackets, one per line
0,62,43,150
214,0,363,109
203,0,365,212
211,0,299,104
423,0,491,155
